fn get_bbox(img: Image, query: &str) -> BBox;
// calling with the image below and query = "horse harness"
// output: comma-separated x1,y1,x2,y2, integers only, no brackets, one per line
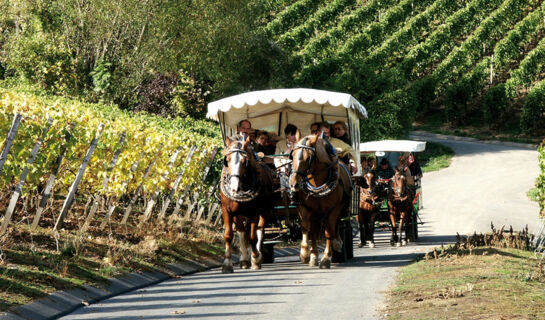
291,138,341,198
221,142,261,202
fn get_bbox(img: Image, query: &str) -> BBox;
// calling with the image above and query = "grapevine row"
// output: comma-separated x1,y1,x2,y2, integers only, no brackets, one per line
276,0,356,51
432,0,537,91
505,34,545,95
0,89,220,202
295,0,399,65
400,0,504,80
296,0,435,81
262,0,324,37
493,2,545,69
362,0,464,71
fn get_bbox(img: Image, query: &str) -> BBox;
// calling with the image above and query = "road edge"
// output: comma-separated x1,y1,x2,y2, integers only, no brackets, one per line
409,131,539,150
0,256,229,320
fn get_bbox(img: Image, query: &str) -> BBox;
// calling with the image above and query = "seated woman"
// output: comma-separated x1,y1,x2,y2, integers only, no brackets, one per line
333,121,351,145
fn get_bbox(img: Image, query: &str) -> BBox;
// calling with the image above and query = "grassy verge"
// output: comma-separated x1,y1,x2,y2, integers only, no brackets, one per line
0,221,223,312
383,232,545,319
417,141,455,173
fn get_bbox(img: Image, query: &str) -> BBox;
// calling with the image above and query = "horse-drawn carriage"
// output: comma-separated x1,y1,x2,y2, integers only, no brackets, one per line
357,140,425,247
207,88,367,272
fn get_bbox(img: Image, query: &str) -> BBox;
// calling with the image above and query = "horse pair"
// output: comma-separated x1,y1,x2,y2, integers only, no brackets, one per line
220,133,351,272
356,167,413,248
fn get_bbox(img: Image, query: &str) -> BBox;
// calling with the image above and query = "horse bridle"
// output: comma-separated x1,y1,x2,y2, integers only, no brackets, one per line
221,143,260,202
290,138,316,179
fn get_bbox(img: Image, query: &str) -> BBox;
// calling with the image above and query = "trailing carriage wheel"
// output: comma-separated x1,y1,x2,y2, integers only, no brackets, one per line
332,220,353,263
262,242,275,263
406,212,418,242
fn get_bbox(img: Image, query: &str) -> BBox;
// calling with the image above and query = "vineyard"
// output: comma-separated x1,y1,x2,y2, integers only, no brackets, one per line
265,0,545,138
0,86,224,239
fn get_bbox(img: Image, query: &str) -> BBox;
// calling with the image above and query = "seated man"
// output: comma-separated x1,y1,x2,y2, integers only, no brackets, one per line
319,122,357,174
232,119,252,141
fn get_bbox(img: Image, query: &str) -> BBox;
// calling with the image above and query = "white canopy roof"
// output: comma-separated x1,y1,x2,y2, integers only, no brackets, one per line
359,140,427,153
207,88,367,121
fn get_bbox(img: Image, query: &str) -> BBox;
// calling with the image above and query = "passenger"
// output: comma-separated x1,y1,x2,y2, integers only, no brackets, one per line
319,122,357,174
233,119,252,140
255,130,269,154
274,124,298,155
265,132,281,155
310,122,321,135
333,121,350,145
408,152,423,181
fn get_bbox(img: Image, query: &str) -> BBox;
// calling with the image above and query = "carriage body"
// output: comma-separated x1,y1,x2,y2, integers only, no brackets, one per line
208,88,367,261
359,140,426,242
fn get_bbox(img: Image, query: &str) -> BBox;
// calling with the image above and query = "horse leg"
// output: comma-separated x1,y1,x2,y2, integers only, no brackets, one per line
235,218,251,269
399,208,407,246
309,220,319,267
320,207,341,269
256,215,266,252
368,210,377,248
222,209,234,273
389,204,399,246
249,216,263,270
299,207,311,264
357,210,365,248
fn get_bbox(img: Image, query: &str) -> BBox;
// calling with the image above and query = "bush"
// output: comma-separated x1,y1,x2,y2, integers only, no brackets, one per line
410,77,436,114
360,89,416,141
520,81,545,133
444,79,471,124
482,83,508,125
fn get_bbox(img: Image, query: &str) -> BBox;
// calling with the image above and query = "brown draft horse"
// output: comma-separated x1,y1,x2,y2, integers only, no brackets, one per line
355,170,379,248
388,167,413,247
289,133,352,269
220,136,274,273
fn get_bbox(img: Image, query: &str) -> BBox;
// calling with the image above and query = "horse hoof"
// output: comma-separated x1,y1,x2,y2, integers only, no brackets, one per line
319,259,331,269
300,255,310,264
251,263,262,270
222,265,234,273
396,242,401,247
240,260,251,269
402,240,407,246
358,242,364,248
309,256,318,267
368,242,375,248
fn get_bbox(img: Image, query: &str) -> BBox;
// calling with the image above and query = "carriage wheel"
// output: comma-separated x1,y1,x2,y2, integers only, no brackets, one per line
406,212,418,242
262,243,275,264
332,220,350,263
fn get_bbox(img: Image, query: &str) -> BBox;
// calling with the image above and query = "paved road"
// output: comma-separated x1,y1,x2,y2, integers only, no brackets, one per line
61,134,541,320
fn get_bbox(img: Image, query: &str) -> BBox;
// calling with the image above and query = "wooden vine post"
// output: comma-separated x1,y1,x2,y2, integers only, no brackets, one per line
183,147,218,219
100,138,148,229
142,146,182,222
31,123,75,230
121,143,164,225
54,123,105,231
1,117,53,234
0,113,23,175
81,132,126,232
157,146,197,221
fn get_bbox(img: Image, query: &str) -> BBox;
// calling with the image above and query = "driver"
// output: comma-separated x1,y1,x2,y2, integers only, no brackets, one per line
375,158,395,180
